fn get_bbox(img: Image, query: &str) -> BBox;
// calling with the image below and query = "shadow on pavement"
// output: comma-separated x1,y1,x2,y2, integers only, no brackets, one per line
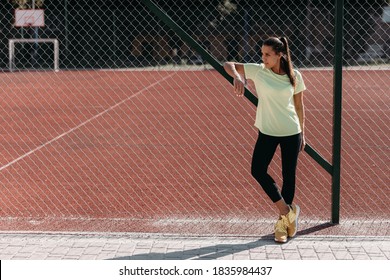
111,223,335,260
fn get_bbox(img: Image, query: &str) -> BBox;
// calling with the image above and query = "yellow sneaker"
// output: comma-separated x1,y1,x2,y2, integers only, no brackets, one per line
286,204,300,238
274,216,288,243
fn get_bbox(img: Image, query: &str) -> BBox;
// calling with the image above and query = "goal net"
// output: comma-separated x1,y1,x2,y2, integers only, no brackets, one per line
9,39,59,71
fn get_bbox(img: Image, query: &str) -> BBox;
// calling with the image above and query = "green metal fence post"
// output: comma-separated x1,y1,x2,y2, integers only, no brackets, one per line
332,0,344,224
140,0,258,106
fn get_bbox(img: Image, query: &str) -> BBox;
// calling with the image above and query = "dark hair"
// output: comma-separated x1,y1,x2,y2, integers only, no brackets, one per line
263,37,296,87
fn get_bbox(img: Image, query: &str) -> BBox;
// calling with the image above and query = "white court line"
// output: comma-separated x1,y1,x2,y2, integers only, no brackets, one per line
1,216,389,225
0,73,176,172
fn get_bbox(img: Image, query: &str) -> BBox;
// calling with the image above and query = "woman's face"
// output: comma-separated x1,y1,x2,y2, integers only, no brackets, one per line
261,45,282,69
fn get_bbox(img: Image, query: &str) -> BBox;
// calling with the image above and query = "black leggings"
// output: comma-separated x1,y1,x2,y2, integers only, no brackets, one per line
251,131,302,205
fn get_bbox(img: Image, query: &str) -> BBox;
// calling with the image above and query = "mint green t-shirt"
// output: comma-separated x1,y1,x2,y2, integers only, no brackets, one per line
244,63,306,136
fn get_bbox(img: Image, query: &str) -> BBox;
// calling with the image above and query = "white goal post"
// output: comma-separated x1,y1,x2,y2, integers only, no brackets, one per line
9,39,59,72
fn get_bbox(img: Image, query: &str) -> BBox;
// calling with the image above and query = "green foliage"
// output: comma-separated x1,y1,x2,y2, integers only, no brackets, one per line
11,0,44,9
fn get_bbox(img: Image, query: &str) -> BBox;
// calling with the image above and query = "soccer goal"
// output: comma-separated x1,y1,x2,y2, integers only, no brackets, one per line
9,39,59,72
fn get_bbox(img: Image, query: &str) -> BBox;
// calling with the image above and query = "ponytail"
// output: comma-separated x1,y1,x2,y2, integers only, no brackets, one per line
279,37,296,88
263,36,296,88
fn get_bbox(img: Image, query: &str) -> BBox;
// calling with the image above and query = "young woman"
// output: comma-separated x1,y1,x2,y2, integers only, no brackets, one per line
224,37,306,243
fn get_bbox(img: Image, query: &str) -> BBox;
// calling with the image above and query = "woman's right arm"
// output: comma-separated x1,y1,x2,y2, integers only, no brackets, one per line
223,62,246,97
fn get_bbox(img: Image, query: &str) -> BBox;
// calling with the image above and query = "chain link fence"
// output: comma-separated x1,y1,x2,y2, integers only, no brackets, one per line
0,0,389,236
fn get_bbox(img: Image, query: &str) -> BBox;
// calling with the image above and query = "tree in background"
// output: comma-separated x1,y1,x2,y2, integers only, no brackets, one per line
11,0,44,9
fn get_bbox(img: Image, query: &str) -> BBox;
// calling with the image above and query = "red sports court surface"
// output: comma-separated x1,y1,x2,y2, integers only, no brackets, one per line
1,68,389,236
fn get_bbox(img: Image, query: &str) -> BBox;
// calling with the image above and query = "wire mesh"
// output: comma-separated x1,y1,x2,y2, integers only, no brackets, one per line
0,0,389,236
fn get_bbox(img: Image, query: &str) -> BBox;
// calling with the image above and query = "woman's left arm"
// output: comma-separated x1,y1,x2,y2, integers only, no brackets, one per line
294,91,305,151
